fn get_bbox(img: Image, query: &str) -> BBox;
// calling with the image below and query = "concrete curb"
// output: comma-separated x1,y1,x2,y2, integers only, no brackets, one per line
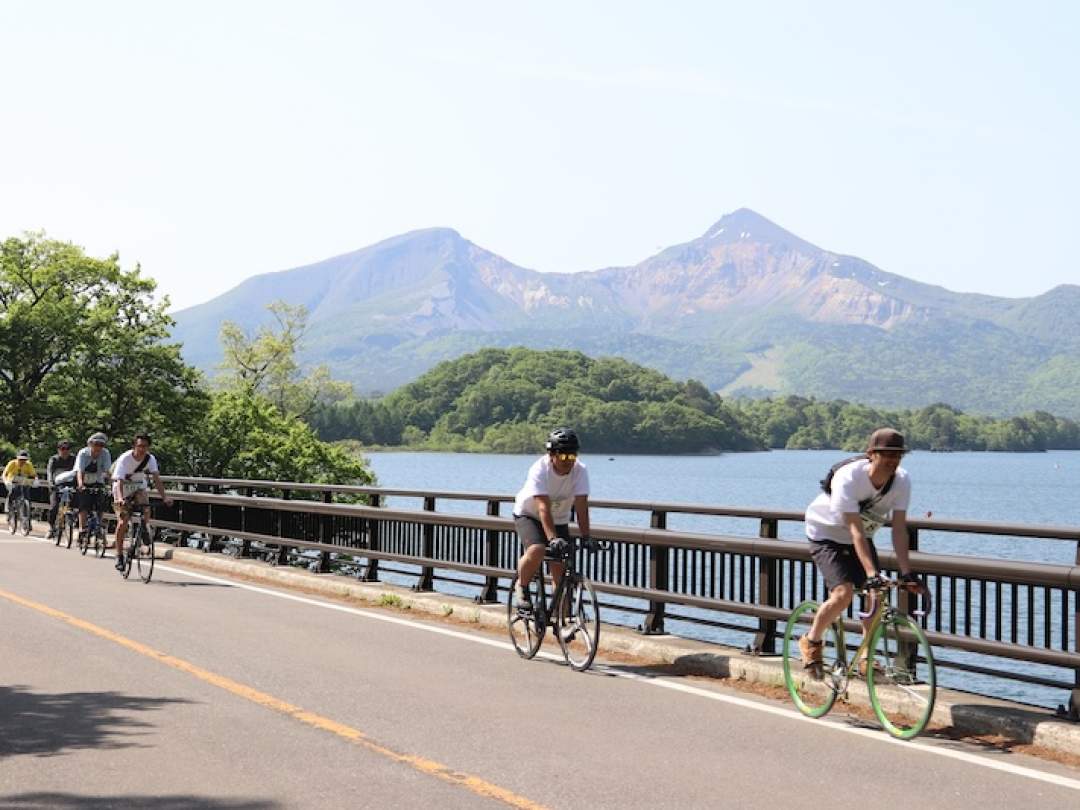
167,548,1080,757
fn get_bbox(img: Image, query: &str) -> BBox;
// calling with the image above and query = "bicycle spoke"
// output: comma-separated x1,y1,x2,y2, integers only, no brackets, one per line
506,574,546,659
558,578,600,671
867,614,937,739
783,600,843,718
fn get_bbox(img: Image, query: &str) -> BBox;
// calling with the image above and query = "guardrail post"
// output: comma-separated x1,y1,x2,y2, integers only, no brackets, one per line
640,510,668,635
316,491,333,573
274,488,291,566
413,496,436,592
361,494,381,581
1070,539,1080,720
238,487,253,558
898,526,920,674
476,499,501,604
750,517,779,654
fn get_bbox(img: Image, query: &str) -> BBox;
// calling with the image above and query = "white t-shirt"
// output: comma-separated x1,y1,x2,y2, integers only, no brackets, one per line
112,453,159,486
513,455,590,525
805,458,911,544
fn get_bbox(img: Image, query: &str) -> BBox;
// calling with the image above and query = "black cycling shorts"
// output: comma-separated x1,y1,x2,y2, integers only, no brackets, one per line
513,514,570,549
78,488,108,513
808,538,880,591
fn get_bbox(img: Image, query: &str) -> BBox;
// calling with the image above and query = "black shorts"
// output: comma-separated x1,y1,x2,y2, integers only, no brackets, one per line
78,487,108,514
513,514,570,549
808,538,880,591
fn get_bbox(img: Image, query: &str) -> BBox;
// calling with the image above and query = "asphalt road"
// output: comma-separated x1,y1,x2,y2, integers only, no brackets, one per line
2,529,1080,809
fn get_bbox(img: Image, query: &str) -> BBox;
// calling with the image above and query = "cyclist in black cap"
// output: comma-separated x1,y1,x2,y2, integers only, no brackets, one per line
798,427,922,672
511,428,592,610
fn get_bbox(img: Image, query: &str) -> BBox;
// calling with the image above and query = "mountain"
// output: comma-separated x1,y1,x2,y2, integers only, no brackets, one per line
170,209,1080,417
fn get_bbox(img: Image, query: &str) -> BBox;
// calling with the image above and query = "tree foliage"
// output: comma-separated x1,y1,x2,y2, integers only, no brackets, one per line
731,397,1080,452
2,236,374,486
312,349,1080,454
0,232,206,453
218,301,350,420
312,348,761,453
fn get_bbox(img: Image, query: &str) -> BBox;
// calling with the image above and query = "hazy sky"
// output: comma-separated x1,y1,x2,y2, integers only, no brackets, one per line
2,1,1077,310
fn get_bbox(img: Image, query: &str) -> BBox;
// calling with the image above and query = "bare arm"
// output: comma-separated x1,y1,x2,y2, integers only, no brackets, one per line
574,494,591,537
535,496,559,540
844,513,878,577
890,510,912,576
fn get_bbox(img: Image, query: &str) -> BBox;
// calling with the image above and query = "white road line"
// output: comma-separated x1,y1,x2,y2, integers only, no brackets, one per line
152,562,1080,792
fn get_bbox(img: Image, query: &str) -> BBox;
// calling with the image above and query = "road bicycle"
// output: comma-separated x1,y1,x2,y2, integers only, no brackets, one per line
76,486,110,557
53,485,78,549
5,476,35,536
507,536,608,671
119,482,155,583
781,577,936,739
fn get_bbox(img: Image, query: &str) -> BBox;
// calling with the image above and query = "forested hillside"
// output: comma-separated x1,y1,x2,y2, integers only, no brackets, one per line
311,348,1080,453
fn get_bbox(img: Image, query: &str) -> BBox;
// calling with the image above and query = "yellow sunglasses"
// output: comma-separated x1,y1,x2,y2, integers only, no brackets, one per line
555,453,578,462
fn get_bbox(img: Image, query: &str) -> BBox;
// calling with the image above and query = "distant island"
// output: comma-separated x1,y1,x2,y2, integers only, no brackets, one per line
311,348,1080,454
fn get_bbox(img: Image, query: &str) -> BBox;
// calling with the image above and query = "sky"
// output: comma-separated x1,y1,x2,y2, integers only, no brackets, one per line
1,1,1077,311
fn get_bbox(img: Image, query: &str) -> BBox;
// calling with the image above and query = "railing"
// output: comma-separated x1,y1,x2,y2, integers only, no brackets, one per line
148,476,1080,718
6,475,1079,716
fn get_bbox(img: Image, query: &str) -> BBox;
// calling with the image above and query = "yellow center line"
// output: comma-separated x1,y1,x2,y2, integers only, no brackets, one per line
0,586,549,810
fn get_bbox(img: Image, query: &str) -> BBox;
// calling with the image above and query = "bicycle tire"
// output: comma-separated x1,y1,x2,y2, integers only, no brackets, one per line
94,522,106,558
136,525,155,583
65,517,75,549
122,525,137,579
507,573,546,659
78,525,89,555
6,505,16,534
557,577,600,671
782,600,844,718
20,500,32,536
867,613,937,739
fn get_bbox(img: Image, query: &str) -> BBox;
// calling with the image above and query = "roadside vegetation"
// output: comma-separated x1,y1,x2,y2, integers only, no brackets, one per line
0,233,374,486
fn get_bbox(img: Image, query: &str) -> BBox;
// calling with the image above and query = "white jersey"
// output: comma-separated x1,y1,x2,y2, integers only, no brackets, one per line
513,456,590,525
112,451,159,488
805,458,911,543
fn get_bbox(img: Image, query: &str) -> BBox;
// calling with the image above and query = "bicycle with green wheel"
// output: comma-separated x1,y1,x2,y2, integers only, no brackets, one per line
507,537,607,671
782,577,936,739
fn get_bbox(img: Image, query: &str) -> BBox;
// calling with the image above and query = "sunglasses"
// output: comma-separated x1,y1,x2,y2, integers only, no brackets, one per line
554,453,578,462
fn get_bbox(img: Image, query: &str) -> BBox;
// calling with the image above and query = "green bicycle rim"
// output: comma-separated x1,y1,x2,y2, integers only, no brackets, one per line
867,613,937,739
783,600,842,718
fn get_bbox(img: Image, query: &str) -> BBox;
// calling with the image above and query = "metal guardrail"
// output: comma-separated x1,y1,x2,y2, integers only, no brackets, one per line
4,475,1078,715
148,476,1080,718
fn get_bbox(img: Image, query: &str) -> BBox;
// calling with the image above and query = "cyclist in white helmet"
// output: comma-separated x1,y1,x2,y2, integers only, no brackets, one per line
75,432,112,540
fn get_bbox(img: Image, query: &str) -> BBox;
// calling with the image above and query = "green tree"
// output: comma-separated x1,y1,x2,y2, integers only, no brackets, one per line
218,301,350,420
0,232,206,452
176,390,375,485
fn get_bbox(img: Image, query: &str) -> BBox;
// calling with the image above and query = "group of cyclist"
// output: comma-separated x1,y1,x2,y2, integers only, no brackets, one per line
510,424,923,676
9,422,922,647
3,433,172,571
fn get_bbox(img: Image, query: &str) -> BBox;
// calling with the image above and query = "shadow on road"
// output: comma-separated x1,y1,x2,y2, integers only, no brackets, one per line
0,685,193,758
0,793,282,809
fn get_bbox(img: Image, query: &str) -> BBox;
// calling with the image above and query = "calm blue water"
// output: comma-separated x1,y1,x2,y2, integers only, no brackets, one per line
364,450,1080,710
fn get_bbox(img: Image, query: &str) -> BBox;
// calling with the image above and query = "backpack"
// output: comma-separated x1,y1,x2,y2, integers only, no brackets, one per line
820,455,894,510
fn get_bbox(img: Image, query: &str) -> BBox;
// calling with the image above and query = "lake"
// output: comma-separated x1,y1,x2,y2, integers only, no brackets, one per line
364,449,1080,710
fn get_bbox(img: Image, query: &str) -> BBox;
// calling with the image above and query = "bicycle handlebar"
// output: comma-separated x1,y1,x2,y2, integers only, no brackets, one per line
857,575,933,619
